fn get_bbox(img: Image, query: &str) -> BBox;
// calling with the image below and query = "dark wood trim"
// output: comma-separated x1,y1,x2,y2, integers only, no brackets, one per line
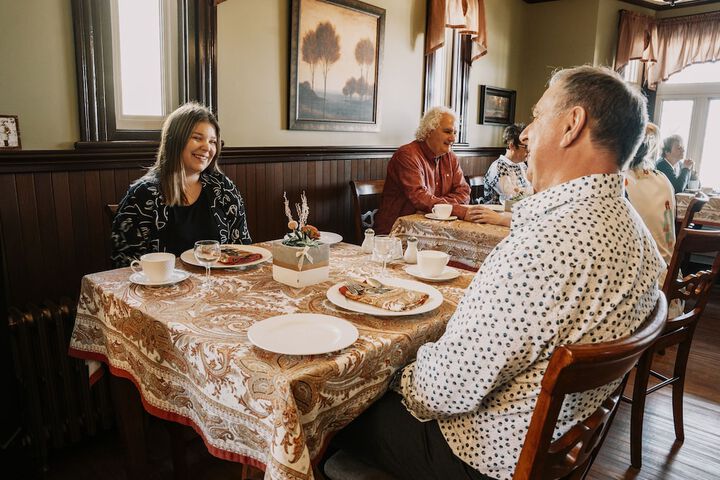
615,0,720,11
0,145,503,174
72,0,218,142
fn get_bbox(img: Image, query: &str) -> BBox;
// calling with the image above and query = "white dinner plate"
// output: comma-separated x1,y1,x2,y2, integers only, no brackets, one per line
130,269,190,286
247,313,358,355
180,245,272,269
405,265,461,282
326,277,443,317
319,231,343,245
482,204,505,212
424,213,458,221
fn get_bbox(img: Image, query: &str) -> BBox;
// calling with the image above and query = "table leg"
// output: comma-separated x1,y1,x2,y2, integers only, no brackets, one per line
109,375,148,477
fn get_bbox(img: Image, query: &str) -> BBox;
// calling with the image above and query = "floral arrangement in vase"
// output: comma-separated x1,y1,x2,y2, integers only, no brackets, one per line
282,191,321,247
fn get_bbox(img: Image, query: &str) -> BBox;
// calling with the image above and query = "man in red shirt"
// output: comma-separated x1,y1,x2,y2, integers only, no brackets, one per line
374,107,477,234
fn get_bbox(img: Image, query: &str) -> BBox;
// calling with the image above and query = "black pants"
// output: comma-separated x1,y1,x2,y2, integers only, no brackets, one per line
331,391,495,480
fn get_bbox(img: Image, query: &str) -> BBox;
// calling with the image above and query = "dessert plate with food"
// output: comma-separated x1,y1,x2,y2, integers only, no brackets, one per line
326,277,443,316
181,244,272,269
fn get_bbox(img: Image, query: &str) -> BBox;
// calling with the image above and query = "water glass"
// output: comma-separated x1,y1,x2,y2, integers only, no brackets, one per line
194,240,221,285
373,235,394,277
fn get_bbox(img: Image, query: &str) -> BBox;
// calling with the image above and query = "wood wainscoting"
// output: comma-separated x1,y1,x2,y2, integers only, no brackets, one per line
0,145,501,306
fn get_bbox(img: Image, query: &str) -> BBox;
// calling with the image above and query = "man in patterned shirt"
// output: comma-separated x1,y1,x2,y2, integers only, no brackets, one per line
331,66,663,480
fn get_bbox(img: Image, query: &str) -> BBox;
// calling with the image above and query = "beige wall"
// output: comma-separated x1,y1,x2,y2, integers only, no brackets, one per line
519,0,601,123
3,0,719,151
0,0,78,150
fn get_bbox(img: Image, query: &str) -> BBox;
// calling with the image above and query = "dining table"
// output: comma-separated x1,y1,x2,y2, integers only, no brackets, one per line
676,192,720,226
68,242,474,480
389,213,510,270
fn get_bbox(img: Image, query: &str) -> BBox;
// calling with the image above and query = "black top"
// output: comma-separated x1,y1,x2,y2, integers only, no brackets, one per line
166,190,219,256
656,158,691,193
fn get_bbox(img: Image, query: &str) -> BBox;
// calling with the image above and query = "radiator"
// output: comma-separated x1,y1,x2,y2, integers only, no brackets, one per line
7,298,114,469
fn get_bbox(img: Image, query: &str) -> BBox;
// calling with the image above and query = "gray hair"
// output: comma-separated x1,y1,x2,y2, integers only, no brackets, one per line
549,65,648,168
503,123,526,148
661,134,683,156
415,106,457,141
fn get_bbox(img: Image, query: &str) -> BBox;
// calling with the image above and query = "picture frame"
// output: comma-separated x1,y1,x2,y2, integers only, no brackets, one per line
0,115,21,150
289,0,385,132
478,86,516,126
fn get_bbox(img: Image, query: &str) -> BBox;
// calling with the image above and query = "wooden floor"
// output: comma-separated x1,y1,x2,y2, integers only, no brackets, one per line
21,288,720,480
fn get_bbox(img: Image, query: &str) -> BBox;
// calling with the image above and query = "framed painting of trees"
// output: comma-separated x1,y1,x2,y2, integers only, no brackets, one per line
289,0,385,131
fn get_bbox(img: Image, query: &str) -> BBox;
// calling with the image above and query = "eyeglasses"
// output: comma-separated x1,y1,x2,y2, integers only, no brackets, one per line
518,144,528,149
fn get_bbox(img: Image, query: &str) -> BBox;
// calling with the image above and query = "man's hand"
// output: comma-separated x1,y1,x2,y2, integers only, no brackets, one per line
463,206,511,226
682,158,695,170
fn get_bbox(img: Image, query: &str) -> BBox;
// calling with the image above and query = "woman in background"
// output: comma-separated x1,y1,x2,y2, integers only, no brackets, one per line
656,134,694,193
482,123,533,205
625,123,676,286
111,102,251,267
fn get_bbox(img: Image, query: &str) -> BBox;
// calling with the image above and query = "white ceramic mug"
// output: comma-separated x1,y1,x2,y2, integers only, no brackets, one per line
687,180,700,191
432,204,453,219
416,250,449,277
130,252,175,282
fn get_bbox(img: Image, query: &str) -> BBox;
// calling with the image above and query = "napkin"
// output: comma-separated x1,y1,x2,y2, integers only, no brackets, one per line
340,280,429,312
219,247,262,265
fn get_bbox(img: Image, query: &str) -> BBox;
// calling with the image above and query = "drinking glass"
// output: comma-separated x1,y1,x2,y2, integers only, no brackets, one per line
373,235,394,277
194,240,221,285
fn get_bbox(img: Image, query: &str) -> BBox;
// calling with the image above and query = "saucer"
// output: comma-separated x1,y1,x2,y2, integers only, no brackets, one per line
424,213,457,221
129,269,190,286
405,265,461,282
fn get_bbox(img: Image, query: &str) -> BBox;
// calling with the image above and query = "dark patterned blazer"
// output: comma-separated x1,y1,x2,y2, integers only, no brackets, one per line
110,170,251,267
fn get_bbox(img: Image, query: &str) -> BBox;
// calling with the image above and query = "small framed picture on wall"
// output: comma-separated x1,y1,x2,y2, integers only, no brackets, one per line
478,86,516,126
0,115,21,150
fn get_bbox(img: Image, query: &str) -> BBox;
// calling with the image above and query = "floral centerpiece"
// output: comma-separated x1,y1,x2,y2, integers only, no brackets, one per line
272,192,330,287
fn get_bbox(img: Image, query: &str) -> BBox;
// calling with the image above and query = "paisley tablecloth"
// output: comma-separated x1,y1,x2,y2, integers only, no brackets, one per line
676,193,720,226
69,242,473,480
389,214,510,269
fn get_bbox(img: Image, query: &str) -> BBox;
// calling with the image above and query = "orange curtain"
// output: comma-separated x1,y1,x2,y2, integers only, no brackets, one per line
615,9,720,90
615,10,657,72
426,0,488,63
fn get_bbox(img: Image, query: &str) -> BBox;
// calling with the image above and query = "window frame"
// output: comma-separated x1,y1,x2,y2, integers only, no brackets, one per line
655,81,720,178
422,30,471,146
71,0,218,144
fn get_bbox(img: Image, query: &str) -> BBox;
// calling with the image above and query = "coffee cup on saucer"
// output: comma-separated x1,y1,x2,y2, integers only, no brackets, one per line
416,250,450,277
432,204,452,219
130,252,175,283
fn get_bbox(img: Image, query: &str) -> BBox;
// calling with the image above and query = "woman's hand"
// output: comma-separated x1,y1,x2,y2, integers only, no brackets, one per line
464,206,511,227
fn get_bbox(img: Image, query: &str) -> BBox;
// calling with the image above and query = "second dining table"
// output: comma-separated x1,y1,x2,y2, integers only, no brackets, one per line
68,242,474,480
389,213,510,270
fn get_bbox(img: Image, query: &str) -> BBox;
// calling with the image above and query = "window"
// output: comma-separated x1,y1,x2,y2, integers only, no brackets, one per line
72,0,217,143
621,59,643,85
423,29,471,145
655,63,720,187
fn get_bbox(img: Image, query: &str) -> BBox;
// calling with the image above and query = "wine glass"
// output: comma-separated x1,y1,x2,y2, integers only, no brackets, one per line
194,240,221,286
373,235,394,278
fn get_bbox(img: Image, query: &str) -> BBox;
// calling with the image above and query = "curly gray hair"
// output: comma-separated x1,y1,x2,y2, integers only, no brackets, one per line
415,106,457,141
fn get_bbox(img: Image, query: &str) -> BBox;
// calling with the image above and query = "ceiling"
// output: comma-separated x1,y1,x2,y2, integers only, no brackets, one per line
523,0,720,10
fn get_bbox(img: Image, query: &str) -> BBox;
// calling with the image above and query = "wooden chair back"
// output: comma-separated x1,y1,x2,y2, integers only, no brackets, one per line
465,175,484,204
513,295,668,480
677,193,708,230
105,204,119,222
628,226,720,467
350,179,384,244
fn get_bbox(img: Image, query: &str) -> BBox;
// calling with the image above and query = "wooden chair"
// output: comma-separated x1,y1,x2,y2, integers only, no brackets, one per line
512,295,667,480
678,192,708,230
465,175,484,204
325,297,668,480
627,224,720,468
350,179,384,244
105,203,119,222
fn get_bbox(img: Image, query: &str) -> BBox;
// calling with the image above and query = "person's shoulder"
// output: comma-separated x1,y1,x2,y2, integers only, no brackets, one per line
126,174,160,198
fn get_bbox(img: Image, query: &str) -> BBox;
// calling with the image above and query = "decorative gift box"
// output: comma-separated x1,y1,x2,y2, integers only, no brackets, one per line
272,241,330,287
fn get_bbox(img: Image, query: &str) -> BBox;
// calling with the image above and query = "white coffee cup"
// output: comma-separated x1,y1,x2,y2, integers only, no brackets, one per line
130,252,175,282
416,250,450,277
687,180,700,190
432,204,453,219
